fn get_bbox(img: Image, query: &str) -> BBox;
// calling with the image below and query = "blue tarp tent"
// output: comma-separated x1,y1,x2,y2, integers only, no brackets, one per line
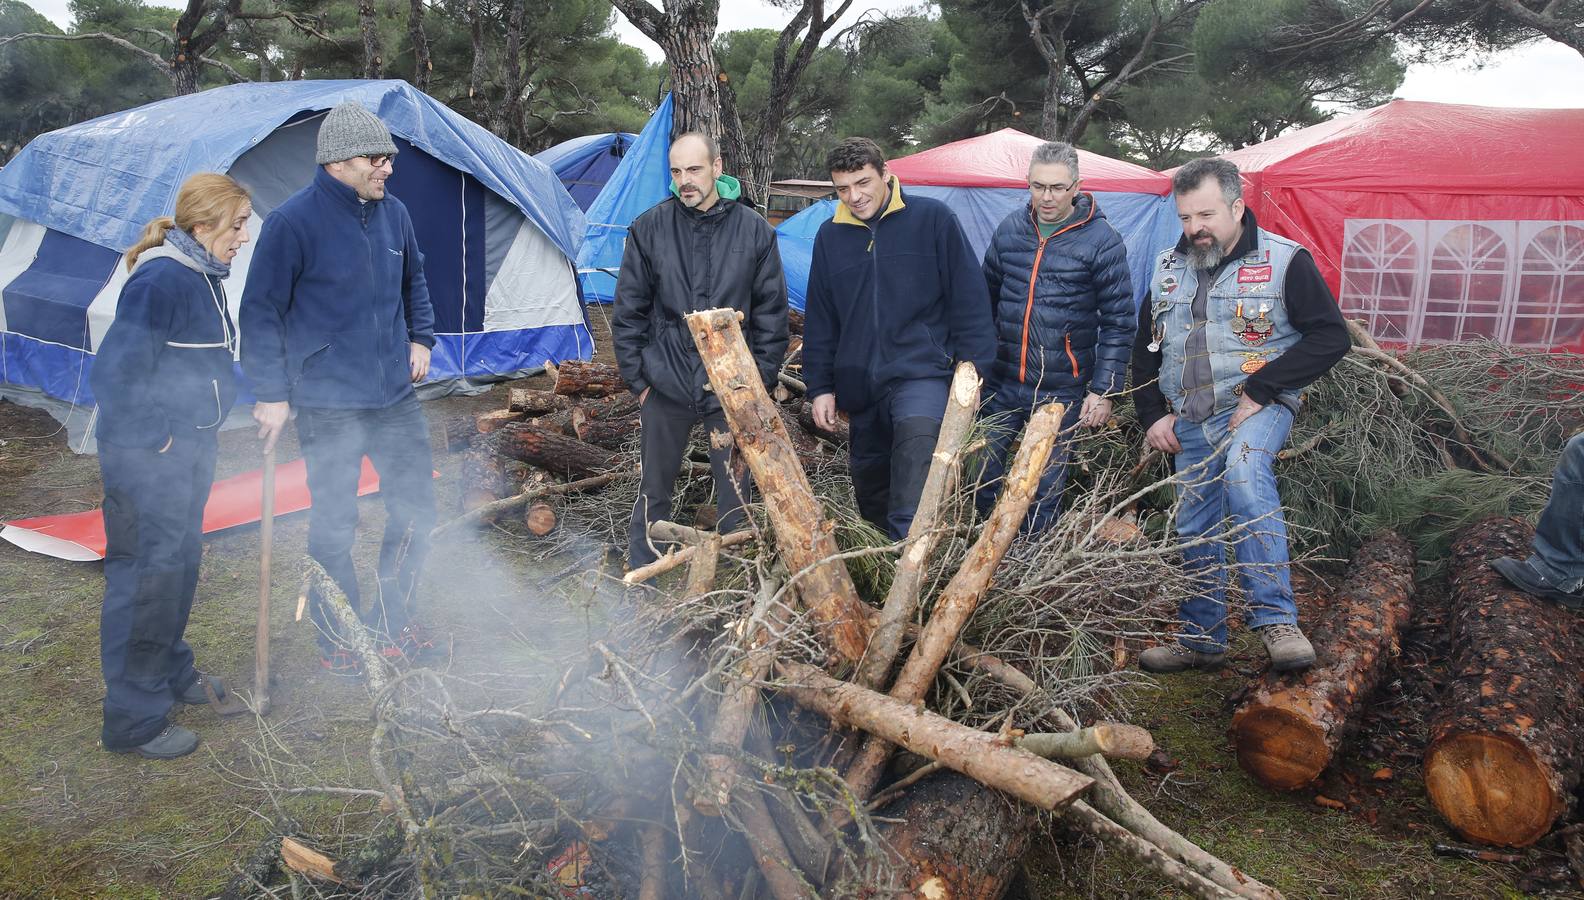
576,94,673,302
0,79,591,419
775,129,1181,312
535,132,638,211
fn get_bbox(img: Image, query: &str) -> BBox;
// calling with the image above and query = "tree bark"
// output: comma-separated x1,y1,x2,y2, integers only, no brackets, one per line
508,388,572,415
797,400,847,444
458,442,529,512
572,412,641,450
856,361,980,691
553,360,629,397
490,422,618,480
875,771,1037,900
1425,517,1584,847
1019,723,1155,762
844,401,1066,802
358,0,383,78
407,0,431,90
1231,531,1416,791
686,308,872,664
776,661,1092,812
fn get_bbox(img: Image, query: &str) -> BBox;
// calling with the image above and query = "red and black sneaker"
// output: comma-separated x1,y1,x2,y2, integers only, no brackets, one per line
397,622,436,658
319,646,364,678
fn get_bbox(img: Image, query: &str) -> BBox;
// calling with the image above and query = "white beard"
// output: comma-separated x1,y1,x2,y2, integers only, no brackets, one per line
1187,241,1225,270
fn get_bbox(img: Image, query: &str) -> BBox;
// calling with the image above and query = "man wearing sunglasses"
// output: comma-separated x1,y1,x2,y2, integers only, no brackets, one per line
241,101,438,675
977,141,1136,532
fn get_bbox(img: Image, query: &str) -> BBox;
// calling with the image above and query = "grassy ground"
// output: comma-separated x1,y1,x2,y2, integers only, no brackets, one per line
0,349,1577,896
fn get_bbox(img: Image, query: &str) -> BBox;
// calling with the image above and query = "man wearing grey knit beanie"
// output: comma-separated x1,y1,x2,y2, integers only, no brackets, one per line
240,100,439,676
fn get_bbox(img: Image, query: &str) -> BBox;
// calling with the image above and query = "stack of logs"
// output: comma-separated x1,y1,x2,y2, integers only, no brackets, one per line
443,310,846,538
1229,518,1584,851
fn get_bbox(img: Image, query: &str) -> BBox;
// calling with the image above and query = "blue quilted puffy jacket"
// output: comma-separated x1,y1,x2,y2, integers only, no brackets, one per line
982,193,1136,403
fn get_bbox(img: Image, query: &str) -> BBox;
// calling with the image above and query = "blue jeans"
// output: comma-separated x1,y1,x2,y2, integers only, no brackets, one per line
974,389,1082,533
98,430,218,749
1172,404,1297,653
1530,432,1584,592
297,393,435,650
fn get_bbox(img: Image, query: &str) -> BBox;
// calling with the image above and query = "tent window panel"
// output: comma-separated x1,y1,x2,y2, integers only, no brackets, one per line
1340,221,1421,343
1424,224,1511,343
1513,224,1584,348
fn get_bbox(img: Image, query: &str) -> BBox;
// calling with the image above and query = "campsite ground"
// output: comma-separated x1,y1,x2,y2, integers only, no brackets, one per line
0,318,1567,898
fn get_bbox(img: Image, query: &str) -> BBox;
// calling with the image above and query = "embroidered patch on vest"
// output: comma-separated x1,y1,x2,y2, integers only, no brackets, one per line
1237,265,1272,284
1159,275,1178,293
1240,352,1270,374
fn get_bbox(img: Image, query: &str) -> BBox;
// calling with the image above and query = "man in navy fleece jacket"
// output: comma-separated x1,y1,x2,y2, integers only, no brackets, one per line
803,137,995,539
240,102,437,673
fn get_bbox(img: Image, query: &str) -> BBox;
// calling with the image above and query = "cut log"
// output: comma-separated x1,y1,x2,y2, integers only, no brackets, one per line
432,471,620,538
699,575,790,817
508,387,572,415
876,770,1036,900
1231,531,1416,791
458,442,530,513
787,307,804,336
525,502,557,536
444,416,478,452
686,309,872,664
490,422,619,480
856,361,980,691
844,401,1065,802
1018,723,1155,762
573,410,641,450
475,409,525,433
573,393,642,421
776,660,1092,813
1425,517,1584,847
553,359,628,397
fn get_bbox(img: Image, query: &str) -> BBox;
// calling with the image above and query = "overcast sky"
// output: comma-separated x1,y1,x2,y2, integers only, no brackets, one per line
25,0,1584,109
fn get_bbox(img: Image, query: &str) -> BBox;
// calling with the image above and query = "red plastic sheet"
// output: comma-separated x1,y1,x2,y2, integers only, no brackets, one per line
0,457,382,562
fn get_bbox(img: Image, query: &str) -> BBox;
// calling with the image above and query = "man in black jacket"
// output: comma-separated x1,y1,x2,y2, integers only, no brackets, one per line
612,132,788,569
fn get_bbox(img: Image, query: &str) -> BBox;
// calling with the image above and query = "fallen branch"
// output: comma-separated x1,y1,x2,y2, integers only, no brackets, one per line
431,471,620,538
1017,723,1154,761
855,361,981,691
776,660,1093,813
624,529,755,584
844,401,1066,801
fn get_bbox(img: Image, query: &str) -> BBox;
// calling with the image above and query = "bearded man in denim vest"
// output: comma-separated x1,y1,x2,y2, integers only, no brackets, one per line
1132,158,1349,674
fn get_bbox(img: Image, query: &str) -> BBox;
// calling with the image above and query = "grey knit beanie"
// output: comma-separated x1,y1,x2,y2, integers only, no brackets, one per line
315,102,398,165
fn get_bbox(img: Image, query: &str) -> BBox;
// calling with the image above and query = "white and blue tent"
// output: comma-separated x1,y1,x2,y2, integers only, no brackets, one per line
536,132,639,212
776,128,1181,311
576,94,674,303
0,79,591,429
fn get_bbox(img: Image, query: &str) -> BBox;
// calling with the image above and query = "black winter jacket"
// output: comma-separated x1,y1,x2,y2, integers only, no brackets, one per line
982,194,1135,402
611,193,788,410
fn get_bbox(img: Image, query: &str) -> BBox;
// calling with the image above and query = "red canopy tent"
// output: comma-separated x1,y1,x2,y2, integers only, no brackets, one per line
886,127,1170,194
1214,100,1584,351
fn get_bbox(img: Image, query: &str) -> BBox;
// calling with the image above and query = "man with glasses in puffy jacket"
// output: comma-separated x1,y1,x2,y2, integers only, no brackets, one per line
977,141,1135,531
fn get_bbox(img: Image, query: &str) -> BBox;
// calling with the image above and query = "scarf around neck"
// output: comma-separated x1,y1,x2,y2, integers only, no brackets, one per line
164,226,231,278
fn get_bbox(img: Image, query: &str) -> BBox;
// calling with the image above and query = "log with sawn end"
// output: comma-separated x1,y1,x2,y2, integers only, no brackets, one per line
490,421,619,480
1425,517,1584,847
1231,531,1416,791
552,359,628,397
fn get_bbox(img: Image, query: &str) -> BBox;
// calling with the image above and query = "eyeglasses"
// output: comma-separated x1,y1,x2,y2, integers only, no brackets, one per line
363,154,394,168
1029,181,1074,196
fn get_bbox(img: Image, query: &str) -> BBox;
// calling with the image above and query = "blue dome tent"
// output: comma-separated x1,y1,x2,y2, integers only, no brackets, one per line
775,129,1181,312
535,132,639,211
576,94,674,303
0,79,591,443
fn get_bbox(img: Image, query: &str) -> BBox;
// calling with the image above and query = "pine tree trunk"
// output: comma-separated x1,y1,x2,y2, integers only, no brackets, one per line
659,6,726,148
876,771,1037,900
1425,517,1584,847
408,0,431,91
359,0,383,78
1231,531,1416,790
553,360,629,397
490,423,618,480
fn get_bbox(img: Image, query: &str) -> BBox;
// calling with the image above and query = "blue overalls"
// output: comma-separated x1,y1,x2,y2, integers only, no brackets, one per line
92,246,237,750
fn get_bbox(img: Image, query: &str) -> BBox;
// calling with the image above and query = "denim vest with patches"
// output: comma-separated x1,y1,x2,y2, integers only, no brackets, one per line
1151,228,1304,419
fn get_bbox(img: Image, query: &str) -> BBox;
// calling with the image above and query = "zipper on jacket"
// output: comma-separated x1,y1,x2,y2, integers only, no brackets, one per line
199,379,223,429
1017,203,1095,384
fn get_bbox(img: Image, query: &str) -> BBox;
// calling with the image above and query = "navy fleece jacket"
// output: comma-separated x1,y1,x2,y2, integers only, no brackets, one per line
92,246,239,449
802,178,996,412
240,167,434,409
